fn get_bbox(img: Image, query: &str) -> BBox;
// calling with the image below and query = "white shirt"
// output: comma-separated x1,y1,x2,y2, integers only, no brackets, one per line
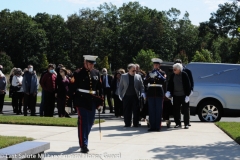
12,75,24,92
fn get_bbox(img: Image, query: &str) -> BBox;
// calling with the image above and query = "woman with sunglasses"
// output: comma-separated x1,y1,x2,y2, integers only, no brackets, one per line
165,63,191,129
144,58,166,132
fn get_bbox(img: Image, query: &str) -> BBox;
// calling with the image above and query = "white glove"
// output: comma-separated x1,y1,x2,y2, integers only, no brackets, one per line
119,95,122,101
141,93,146,99
190,91,193,96
165,91,171,98
185,96,190,103
149,72,157,78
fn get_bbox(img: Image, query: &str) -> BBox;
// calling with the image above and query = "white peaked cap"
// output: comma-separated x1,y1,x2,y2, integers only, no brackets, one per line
151,58,163,64
83,55,98,62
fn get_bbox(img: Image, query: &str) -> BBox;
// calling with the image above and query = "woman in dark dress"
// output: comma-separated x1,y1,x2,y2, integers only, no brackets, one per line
56,67,70,117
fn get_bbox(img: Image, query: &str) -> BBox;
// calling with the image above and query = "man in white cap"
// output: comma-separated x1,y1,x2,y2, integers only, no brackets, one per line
67,55,103,153
144,58,166,131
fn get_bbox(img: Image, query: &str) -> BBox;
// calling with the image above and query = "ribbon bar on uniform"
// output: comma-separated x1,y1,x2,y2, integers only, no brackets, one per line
148,84,162,87
77,89,96,94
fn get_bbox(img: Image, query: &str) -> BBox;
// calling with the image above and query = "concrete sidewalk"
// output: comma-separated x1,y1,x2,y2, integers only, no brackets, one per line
0,120,240,160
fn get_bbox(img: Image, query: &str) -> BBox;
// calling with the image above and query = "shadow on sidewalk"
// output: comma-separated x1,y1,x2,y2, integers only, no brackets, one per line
91,124,174,137
47,146,79,155
149,141,240,160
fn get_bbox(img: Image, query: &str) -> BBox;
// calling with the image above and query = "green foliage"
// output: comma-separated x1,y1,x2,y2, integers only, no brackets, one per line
0,52,14,73
133,49,157,71
174,50,189,64
39,53,49,72
192,49,214,62
98,56,110,70
0,1,240,73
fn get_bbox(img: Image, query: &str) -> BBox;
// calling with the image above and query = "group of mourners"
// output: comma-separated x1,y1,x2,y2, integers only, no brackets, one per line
0,64,77,117
0,55,194,153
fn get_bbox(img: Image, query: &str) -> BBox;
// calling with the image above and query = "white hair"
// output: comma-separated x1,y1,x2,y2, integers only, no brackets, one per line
102,68,107,72
0,71,4,77
127,63,136,70
173,63,183,71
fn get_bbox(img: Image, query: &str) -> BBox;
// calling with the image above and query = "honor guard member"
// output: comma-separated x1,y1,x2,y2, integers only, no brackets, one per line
144,58,166,132
67,55,103,153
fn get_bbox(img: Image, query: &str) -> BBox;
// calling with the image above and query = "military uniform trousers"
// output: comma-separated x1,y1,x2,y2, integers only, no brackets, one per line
148,97,163,130
76,100,96,148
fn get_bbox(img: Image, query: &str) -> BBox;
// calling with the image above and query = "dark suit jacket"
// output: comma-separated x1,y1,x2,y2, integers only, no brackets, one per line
183,67,194,91
167,71,191,97
101,74,113,89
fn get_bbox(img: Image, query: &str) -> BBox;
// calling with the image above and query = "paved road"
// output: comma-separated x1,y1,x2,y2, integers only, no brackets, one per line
2,105,240,122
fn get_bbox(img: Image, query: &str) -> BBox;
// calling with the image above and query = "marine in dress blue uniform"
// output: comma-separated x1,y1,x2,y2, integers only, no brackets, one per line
67,55,103,153
144,58,166,132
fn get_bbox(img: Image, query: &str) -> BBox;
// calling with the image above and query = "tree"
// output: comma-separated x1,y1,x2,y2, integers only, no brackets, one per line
97,56,110,70
133,49,157,71
0,52,14,73
174,50,189,64
192,49,214,62
39,53,49,72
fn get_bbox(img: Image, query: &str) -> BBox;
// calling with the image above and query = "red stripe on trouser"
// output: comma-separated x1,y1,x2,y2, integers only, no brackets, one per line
76,107,83,147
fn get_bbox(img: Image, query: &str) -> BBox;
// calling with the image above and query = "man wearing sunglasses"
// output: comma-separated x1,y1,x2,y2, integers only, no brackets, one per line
118,63,145,127
165,63,191,129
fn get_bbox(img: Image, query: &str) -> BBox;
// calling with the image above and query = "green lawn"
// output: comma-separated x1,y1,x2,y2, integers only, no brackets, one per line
0,116,104,127
0,135,34,149
4,96,41,103
215,122,240,144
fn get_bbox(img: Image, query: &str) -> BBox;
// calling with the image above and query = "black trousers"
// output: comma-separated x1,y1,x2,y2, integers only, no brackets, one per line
162,100,174,120
103,88,113,112
173,96,189,126
123,95,139,126
13,92,23,114
57,97,66,117
0,94,5,112
23,93,37,116
43,91,55,117
113,94,123,117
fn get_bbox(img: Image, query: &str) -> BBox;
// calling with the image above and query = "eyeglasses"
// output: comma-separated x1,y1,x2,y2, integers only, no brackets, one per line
102,71,106,72
173,69,177,72
132,70,136,72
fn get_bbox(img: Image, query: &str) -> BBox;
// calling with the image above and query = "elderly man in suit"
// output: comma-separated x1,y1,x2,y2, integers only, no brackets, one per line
119,63,146,127
101,68,114,113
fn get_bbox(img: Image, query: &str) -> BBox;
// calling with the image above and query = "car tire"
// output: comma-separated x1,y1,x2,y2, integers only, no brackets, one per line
198,100,222,122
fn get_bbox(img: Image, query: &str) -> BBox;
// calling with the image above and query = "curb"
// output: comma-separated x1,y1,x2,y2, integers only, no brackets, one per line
4,102,41,107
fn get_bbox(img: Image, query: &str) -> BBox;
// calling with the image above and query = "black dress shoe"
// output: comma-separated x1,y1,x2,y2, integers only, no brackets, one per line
80,146,89,153
184,126,189,129
188,124,191,126
174,125,182,128
148,129,155,132
133,124,141,127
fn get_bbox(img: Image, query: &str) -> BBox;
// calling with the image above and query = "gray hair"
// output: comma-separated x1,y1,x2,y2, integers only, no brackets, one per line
135,64,140,68
102,68,107,72
127,63,136,70
173,63,183,71
0,71,4,77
